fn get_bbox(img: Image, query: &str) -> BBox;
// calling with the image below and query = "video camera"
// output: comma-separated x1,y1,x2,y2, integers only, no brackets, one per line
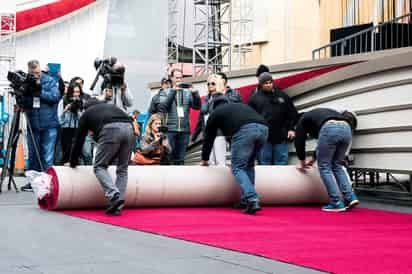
7,70,42,98
158,125,168,134
90,56,125,91
67,97,83,113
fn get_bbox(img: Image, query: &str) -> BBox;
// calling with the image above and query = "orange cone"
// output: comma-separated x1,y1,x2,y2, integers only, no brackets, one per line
15,142,25,175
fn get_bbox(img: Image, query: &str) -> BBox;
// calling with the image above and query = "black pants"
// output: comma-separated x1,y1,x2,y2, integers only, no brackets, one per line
60,127,77,163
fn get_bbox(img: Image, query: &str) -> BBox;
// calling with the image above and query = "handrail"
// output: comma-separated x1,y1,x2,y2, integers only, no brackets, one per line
313,12,412,60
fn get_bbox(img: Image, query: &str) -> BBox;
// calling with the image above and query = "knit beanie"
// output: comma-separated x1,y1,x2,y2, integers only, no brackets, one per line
258,72,273,85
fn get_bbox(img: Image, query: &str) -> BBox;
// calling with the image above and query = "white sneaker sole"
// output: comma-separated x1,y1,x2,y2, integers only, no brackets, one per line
345,200,360,210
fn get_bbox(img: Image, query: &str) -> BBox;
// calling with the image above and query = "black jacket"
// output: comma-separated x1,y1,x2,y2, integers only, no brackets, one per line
70,103,132,165
294,108,352,160
201,103,267,161
248,88,297,144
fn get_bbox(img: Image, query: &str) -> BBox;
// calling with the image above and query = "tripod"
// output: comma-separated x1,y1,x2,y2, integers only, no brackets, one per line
0,98,43,193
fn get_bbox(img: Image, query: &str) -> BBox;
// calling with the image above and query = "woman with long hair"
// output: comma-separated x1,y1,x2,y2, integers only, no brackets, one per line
58,82,83,164
139,114,171,164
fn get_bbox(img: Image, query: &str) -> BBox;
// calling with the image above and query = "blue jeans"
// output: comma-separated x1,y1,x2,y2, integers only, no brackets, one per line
317,123,353,203
258,142,289,165
81,134,94,165
231,123,268,202
167,131,190,165
27,127,58,171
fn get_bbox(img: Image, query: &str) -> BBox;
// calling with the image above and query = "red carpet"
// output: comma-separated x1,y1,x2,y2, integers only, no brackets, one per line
62,207,412,274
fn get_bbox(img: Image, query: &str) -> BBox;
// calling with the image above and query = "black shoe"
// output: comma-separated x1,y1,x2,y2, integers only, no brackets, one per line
232,202,247,209
243,201,261,215
105,193,124,215
106,208,121,216
20,183,33,192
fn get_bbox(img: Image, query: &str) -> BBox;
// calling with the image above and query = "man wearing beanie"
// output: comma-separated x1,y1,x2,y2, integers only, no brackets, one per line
251,64,270,95
248,72,298,165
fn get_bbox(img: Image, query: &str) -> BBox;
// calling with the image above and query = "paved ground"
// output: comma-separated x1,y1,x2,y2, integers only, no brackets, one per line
1,177,411,274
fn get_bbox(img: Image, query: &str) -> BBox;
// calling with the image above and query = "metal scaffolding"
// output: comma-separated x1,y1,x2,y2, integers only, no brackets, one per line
192,0,253,76
0,12,16,87
167,0,179,67
192,0,231,76
230,0,253,70
0,10,16,160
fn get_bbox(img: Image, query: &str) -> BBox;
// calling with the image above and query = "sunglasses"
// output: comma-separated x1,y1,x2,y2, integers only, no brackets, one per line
207,82,216,86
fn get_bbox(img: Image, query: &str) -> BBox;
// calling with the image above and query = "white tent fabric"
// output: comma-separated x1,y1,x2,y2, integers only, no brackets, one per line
15,0,109,92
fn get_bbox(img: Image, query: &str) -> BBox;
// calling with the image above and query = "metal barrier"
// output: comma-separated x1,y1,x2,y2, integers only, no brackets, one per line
313,12,412,60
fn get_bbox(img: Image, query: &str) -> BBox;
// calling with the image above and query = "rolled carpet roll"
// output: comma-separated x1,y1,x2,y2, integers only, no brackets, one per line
40,166,329,210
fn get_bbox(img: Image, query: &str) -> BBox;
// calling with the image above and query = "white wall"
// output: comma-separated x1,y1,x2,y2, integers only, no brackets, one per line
15,0,109,94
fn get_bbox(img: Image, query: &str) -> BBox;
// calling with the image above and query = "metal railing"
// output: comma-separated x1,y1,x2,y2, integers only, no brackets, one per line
313,12,412,60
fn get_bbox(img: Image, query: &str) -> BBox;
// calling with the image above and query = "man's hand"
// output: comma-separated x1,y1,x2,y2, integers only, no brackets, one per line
70,160,78,168
287,130,295,140
200,160,209,166
120,83,127,92
64,104,72,112
296,159,311,172
306,158,316,167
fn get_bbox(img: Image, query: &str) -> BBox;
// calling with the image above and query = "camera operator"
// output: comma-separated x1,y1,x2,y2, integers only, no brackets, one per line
140,114,171,164
20,60,61,191
99,82,133,112
58,82,83,164
92,58,133,112
159,68,201,165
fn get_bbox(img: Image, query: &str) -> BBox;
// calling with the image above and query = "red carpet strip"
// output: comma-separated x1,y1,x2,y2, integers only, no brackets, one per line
62,207,412,274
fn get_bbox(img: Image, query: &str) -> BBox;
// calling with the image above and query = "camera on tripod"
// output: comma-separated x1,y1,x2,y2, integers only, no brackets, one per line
7,70,42,99
91,57,125,91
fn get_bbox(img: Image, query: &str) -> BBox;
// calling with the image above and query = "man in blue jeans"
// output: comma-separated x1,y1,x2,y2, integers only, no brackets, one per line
201,102,268,214
21,60,61,191
294,108,359,212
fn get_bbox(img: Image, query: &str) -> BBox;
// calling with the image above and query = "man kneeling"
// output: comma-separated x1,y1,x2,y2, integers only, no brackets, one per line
70,100,135,215
201,102,268,214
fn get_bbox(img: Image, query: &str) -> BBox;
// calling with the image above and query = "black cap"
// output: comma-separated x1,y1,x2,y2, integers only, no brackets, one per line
256,64,269,77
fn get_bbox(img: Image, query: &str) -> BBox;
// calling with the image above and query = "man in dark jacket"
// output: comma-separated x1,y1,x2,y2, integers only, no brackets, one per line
148,77,171,115
217,72,242,103
70,101,135,216
21,60,61,191
201,103,268,214
159,69,201,165
248,72,298,165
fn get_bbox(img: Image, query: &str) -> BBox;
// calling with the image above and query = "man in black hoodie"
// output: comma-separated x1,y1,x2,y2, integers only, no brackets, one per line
248,72,297,165
70,101,135,216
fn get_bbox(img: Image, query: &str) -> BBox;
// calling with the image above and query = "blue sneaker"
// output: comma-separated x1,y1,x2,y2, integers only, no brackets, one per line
321,201,346,212
344,193,360,210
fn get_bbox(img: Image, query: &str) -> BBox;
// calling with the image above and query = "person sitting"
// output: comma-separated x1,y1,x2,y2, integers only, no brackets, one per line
135,114,171,165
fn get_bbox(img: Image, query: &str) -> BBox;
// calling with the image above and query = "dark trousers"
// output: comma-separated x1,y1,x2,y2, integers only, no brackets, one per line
93,122,135,201
167,131,190,165
60,127,76,164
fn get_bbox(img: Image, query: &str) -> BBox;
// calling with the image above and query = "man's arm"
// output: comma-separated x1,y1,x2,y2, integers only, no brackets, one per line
189,89,201,110
120,84,133,107
148,93,159,115
294,118,307,161
201,114,218,161
285,94,298,131
40,78,61,104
